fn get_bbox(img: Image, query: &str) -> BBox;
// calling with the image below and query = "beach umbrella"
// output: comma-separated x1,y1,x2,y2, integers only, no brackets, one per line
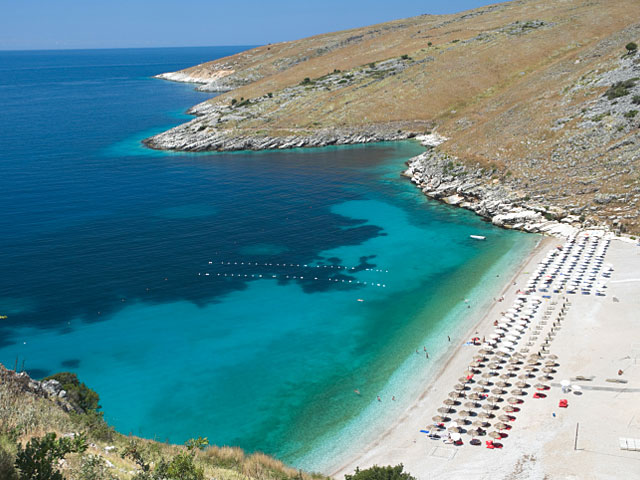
458,410,471,418
469,362,481,368
481,373,493,380
538,374,553,381
448,391,461,398
479,348,493,355
478,411,494,419
466,428,481,438
472,420,489,428
543,367,556,373
459,376,473,383
487,395,501,403
524,365,537,372
547,354,559,360
496,381,510,388
432,415,447,423
511,388,524,396
506,365,520,371
544,360,557,367
505,335,519,341
498,415,512,422
473,355,487,362
454,384,466,391
491,388,506,395
443,399,456,406
468,393,482,401
489,431,503,439
518,373,534,380
499,373,513,380
487,363,501,370
494,422,508,430
534,383,548,390
515,381,529,389
438,407,453,414
503,405,516,413
482,404,496,411
464,401,479,409
448,426,463,433
507,397,520,405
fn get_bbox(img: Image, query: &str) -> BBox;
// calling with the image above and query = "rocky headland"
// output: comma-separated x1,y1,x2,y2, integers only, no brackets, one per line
146,0,640,235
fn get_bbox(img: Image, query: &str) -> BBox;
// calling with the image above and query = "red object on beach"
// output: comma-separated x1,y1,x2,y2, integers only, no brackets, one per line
559,399,568,408
466,374,474,380
533,393,546,399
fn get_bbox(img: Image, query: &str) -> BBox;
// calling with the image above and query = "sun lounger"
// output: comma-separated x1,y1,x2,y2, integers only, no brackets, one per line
606,378,628,384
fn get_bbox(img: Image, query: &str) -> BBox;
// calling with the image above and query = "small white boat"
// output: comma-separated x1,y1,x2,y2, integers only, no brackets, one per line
470,235,486,240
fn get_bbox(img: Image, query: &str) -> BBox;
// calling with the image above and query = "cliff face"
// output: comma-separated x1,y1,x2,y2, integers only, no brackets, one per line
146,0,640,234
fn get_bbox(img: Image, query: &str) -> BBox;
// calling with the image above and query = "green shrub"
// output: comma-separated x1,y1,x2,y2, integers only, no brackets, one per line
400,54,409,60
231,98,237,106
626,42,638,54
605,80,636,100
0,434,18,480
632,95,640,105
76,454,116,480
43,372,100,414
624,110,638,118
15,433,87,480
300,77,312,85
427,42,432,46
345,464,416,480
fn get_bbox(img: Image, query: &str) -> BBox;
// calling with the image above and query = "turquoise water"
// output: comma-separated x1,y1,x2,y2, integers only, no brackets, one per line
0,48,537,469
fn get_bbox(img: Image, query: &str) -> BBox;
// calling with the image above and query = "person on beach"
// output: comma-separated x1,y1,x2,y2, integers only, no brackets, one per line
448,336,450,342
426,351,429,359
354,389,361,395
392,396,396,401
377,395,381,402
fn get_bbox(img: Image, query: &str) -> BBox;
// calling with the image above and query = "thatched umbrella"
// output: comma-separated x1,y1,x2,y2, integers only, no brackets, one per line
544,360,557,367
449,391,461,398
479,348,493,355
482,403,496,411
481,372,493,379
473,386,486,393
469,362,481,368
479,378,492,386
448,426,463,433
438,407,453,414
465,401,479,409
473,355,487,362
496,381,510,388
486,396,501,404
472,420,489,428
457,410,471,418
432,415,448,423
511,388,525,396
534,383,548,390
494,422,508,431
478,411,494,419
443,399,456,406
547,354,558,360
487,363,501,370
524,365,538,372
515,381,529,389
503,405,516,413
507,397,520,405
466,428,481,438
489,431,503,439
506,365,520,371
543,367,556,373
454,383,466,391
498,414,512,422
519,373,535,380
538,374,553,381
468,393,482,401
491,388,506,396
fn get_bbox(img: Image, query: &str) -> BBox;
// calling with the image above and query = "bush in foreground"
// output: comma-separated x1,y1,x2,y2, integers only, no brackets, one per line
345,464,416,480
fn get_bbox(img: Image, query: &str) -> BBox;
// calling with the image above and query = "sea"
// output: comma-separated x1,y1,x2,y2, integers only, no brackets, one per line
0,47,538,471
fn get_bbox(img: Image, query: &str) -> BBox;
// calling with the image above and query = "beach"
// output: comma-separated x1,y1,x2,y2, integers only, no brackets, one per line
330,232,640,480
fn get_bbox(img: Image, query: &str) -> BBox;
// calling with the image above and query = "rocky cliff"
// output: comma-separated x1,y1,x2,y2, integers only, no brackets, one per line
146,0,640,234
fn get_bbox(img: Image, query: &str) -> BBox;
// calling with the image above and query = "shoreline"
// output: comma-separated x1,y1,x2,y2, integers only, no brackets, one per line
328,234,555,477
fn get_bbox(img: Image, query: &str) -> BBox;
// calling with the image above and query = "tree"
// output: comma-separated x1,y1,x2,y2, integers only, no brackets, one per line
345,464,416,480
626,42,638,54
15,433,87,480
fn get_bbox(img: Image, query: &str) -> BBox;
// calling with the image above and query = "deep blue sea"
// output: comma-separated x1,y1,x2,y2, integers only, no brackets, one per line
0,47,537,470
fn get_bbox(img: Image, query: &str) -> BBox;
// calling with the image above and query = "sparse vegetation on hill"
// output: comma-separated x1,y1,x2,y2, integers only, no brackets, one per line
0,365,328,480
147,0,640,234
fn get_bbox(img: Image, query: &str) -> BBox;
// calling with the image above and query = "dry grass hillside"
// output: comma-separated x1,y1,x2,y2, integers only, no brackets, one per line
0,365,326,480
148,0,640,233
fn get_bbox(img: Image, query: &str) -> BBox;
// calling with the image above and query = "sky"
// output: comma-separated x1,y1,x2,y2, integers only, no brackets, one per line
0,0,496,50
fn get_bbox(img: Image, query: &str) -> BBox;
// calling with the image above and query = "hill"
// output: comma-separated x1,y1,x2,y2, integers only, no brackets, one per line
145,0,640,234
0,365,326,480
